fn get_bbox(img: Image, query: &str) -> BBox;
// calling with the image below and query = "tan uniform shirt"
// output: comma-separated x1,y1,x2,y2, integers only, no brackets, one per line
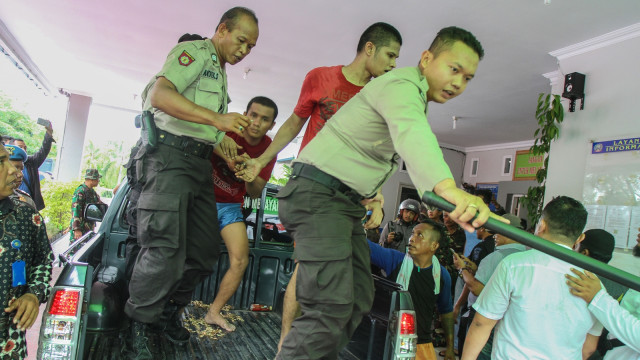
143,39,228,145
295,66,453,198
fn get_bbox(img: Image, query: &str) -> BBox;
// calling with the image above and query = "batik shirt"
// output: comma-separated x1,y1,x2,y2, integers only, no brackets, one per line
70,184,102,236
0,197,53,359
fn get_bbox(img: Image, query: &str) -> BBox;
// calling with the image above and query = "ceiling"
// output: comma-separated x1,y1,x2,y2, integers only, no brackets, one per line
1,0,639,149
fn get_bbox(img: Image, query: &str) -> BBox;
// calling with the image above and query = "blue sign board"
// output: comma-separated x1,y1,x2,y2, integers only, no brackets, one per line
592,137,640,154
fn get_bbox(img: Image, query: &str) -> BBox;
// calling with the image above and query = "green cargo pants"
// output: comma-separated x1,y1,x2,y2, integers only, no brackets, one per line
276,177,374,360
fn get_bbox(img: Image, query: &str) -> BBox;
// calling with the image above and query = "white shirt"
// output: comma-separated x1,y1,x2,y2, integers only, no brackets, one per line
589,289,640,360
466,243,527,310
474,246,603,360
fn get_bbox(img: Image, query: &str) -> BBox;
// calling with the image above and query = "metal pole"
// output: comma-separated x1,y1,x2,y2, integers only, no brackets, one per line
421,191,640,292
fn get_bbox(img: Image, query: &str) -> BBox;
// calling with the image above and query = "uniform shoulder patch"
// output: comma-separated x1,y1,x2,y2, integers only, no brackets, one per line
178,50,195,67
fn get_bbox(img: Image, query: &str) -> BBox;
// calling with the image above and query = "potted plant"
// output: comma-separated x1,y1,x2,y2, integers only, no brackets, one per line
521,93,564,227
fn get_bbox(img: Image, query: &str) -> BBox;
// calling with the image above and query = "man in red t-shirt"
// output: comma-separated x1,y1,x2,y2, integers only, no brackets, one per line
234,22,403,350
204,96,278,331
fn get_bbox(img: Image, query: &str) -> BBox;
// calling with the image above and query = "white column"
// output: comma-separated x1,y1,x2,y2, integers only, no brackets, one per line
56,93,92,182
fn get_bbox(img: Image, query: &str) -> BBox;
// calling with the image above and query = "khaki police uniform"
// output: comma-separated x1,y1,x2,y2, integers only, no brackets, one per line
277,66,454,359
125,39,227,324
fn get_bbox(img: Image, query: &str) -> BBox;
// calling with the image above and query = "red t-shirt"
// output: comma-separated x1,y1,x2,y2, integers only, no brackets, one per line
293,66,363,151
211,133,276,203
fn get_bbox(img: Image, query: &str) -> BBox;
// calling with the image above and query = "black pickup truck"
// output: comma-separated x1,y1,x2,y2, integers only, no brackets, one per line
36,181,417,359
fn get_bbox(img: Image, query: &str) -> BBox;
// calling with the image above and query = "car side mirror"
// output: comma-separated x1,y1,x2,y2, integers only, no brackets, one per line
85,203,108,222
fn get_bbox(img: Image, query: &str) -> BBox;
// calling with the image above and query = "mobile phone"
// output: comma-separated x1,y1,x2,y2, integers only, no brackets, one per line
362,210,372,225
37,118,51,128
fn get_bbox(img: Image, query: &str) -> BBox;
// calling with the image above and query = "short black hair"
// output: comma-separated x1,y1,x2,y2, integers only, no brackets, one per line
475,189,492,204
9,138,24,144
420,218,447,248
356,22,402,53
178,33,205,43
428,26,484,60
217,7,258,31
246,96,278,122
540,196,587,244
1,135,14,144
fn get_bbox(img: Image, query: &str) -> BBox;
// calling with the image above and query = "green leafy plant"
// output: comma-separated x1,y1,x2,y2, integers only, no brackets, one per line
82,140,128,188
521,93,564,226
40,179,80,240
269,164,291,186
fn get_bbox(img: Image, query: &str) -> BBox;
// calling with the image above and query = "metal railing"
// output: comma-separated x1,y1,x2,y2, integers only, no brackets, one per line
422,191,640,292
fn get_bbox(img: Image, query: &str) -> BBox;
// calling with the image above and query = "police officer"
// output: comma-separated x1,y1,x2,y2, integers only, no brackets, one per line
378,198,420,252
70,169,103,242
4,145,36,209
124,7,258,359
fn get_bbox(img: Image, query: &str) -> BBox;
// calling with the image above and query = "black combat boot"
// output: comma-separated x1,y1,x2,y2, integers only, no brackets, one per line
130,320,153,360
160,301,191,344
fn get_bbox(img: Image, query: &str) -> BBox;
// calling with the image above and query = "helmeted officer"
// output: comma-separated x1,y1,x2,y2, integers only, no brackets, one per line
379,198,421,252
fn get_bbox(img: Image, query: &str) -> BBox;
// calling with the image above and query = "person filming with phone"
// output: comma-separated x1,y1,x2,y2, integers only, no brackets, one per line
9,118,55,211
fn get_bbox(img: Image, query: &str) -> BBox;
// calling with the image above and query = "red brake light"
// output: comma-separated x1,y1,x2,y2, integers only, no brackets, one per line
399,312,415,335
49,289,80,316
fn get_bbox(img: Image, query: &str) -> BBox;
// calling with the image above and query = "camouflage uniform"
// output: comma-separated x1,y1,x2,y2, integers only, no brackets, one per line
69,171,103,241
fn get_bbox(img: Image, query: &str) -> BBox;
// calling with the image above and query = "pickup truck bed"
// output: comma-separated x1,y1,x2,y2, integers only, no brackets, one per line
82,306,360,360
39,182,415,359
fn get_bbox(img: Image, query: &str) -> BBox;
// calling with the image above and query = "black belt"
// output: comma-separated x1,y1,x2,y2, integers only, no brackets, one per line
157,129,214,159
291,163,363,204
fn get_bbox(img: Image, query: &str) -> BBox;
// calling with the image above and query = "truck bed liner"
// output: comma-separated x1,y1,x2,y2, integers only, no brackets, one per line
83,305,359,359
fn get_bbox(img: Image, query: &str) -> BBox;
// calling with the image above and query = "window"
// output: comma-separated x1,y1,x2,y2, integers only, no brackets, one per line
502,155,513,176
400,158,408,173
470,158,479,177
510,194,524,217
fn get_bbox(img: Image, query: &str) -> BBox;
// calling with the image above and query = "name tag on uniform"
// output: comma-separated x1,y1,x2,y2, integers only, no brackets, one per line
12,260,26,287
203,69,219,80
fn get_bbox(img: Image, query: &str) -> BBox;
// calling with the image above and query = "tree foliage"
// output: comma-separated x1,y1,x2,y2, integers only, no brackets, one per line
0,93,57,159
40,179,80,240
82,140,128,189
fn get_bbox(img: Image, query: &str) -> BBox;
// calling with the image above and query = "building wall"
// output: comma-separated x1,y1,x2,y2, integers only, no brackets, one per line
545,35,640,205
380,147,464,223
462,142,533,185
381,142,539,222
544,33,640,275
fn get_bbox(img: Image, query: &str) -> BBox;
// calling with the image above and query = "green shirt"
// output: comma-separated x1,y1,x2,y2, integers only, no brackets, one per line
143,39,228,145
296,66,453,198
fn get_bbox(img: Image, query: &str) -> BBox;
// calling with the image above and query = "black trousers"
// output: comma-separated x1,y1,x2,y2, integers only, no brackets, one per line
125,143,221,323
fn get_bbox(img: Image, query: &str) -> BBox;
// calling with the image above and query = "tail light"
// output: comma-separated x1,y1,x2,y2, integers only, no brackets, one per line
399,312,415,335
38,287,84,359
49,290,80,316
394,310,417,358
